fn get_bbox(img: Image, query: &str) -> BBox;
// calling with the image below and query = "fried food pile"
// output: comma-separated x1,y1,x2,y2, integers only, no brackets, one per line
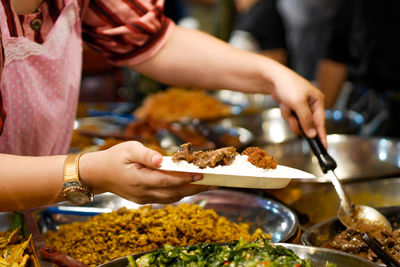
43,204,267,266
134,88,232,123
0,228,34,267
242,147,278,169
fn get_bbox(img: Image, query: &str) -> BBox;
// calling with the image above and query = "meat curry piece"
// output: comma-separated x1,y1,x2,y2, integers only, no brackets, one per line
172,143,236,168
241,147,277,169
324,227,400,263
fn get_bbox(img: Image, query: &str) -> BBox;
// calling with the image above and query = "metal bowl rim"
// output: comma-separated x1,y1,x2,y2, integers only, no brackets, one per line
277,243,379,265
301,216,337,246
98,242,378,267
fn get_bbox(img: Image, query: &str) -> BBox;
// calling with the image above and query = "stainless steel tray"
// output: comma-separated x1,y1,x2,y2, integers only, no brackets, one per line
40,190,299,243
98,243,378,267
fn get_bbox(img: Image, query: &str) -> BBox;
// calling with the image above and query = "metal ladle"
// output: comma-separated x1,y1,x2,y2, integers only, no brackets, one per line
296,119,392,232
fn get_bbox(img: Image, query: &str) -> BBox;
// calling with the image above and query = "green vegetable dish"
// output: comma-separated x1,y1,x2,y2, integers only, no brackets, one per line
127,238,336,267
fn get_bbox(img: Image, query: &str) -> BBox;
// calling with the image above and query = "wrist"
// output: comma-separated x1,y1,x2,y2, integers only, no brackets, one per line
61,153,93,205
255,56,281,95
263,59,302,95
79,152,106,195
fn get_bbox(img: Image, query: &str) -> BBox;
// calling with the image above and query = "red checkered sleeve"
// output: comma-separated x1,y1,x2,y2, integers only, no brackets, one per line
81,0,175,66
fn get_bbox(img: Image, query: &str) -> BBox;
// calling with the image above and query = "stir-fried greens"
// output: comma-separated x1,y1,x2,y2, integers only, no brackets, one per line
127,238,336,267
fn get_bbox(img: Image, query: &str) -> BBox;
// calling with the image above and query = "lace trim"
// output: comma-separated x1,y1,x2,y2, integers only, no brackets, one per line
3,5,76,66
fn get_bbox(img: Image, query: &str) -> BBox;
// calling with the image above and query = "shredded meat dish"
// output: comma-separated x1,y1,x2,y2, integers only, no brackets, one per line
324,227,400,263
241,147,277,169
172,143,236,168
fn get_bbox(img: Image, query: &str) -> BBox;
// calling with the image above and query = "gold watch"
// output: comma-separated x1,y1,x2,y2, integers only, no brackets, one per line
61,153,93,205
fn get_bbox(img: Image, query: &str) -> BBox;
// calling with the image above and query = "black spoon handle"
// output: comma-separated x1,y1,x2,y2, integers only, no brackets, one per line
292,112,337,173
303,134,337,173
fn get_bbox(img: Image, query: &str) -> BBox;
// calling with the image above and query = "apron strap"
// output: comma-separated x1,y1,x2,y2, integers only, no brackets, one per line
0,1,13,39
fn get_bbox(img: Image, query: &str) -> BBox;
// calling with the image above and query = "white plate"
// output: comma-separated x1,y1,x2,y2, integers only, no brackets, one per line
159,156,315,189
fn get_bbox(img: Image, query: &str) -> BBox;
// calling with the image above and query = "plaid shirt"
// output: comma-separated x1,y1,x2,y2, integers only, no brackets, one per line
0,0,174,135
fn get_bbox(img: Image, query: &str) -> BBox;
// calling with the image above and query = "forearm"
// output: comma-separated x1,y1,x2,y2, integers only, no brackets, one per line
317,59,348,108
133,26,326,141
0,154,66,211
132,26,291,95
261,48,287,65
0,141,210,211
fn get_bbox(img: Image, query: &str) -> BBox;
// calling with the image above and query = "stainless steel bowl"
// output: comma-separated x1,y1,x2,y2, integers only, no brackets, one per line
302,206,400,247
98,243,378,267
214,108,297,145
301,206,400,266
41,190,299,243
211,109,367,146
325,109,365,134
264,134,400,182
212,90,278,112
279,243,378,267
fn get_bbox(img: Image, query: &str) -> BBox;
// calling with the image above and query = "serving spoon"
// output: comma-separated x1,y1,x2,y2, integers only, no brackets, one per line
295,117,392,232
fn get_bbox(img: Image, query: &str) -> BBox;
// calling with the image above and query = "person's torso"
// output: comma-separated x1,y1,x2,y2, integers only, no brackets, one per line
347,0,400,91
0,0,83,155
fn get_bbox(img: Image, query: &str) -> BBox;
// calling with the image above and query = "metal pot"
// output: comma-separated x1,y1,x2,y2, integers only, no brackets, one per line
264,134,400,182
212,109,366,146
286,177,400,225
302,206,400,247
325,109,365,135
213,108,297,145
301,206,400,267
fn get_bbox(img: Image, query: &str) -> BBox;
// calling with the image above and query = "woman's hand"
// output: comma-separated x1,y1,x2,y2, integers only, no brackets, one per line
80,141,211,204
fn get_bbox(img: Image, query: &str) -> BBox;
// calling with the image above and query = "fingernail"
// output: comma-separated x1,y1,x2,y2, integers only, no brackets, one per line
152,155,162,166
192,174,203,182
307,128,317,137
208,186,218,190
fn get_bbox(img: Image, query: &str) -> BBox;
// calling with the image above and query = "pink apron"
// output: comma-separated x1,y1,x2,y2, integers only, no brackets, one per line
0,0,82,156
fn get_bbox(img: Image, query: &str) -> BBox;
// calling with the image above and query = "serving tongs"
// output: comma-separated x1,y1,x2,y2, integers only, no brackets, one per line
362,232,400,267
295,115,392,232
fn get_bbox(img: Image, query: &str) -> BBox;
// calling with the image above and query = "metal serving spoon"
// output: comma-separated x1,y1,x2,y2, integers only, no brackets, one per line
295,116,392,232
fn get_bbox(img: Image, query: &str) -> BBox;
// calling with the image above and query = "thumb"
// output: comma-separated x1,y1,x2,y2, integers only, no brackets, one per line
125,141,163,168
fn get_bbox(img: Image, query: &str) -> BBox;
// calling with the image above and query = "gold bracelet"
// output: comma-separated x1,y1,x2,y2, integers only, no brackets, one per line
61,153,93,205
63,153,82,182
